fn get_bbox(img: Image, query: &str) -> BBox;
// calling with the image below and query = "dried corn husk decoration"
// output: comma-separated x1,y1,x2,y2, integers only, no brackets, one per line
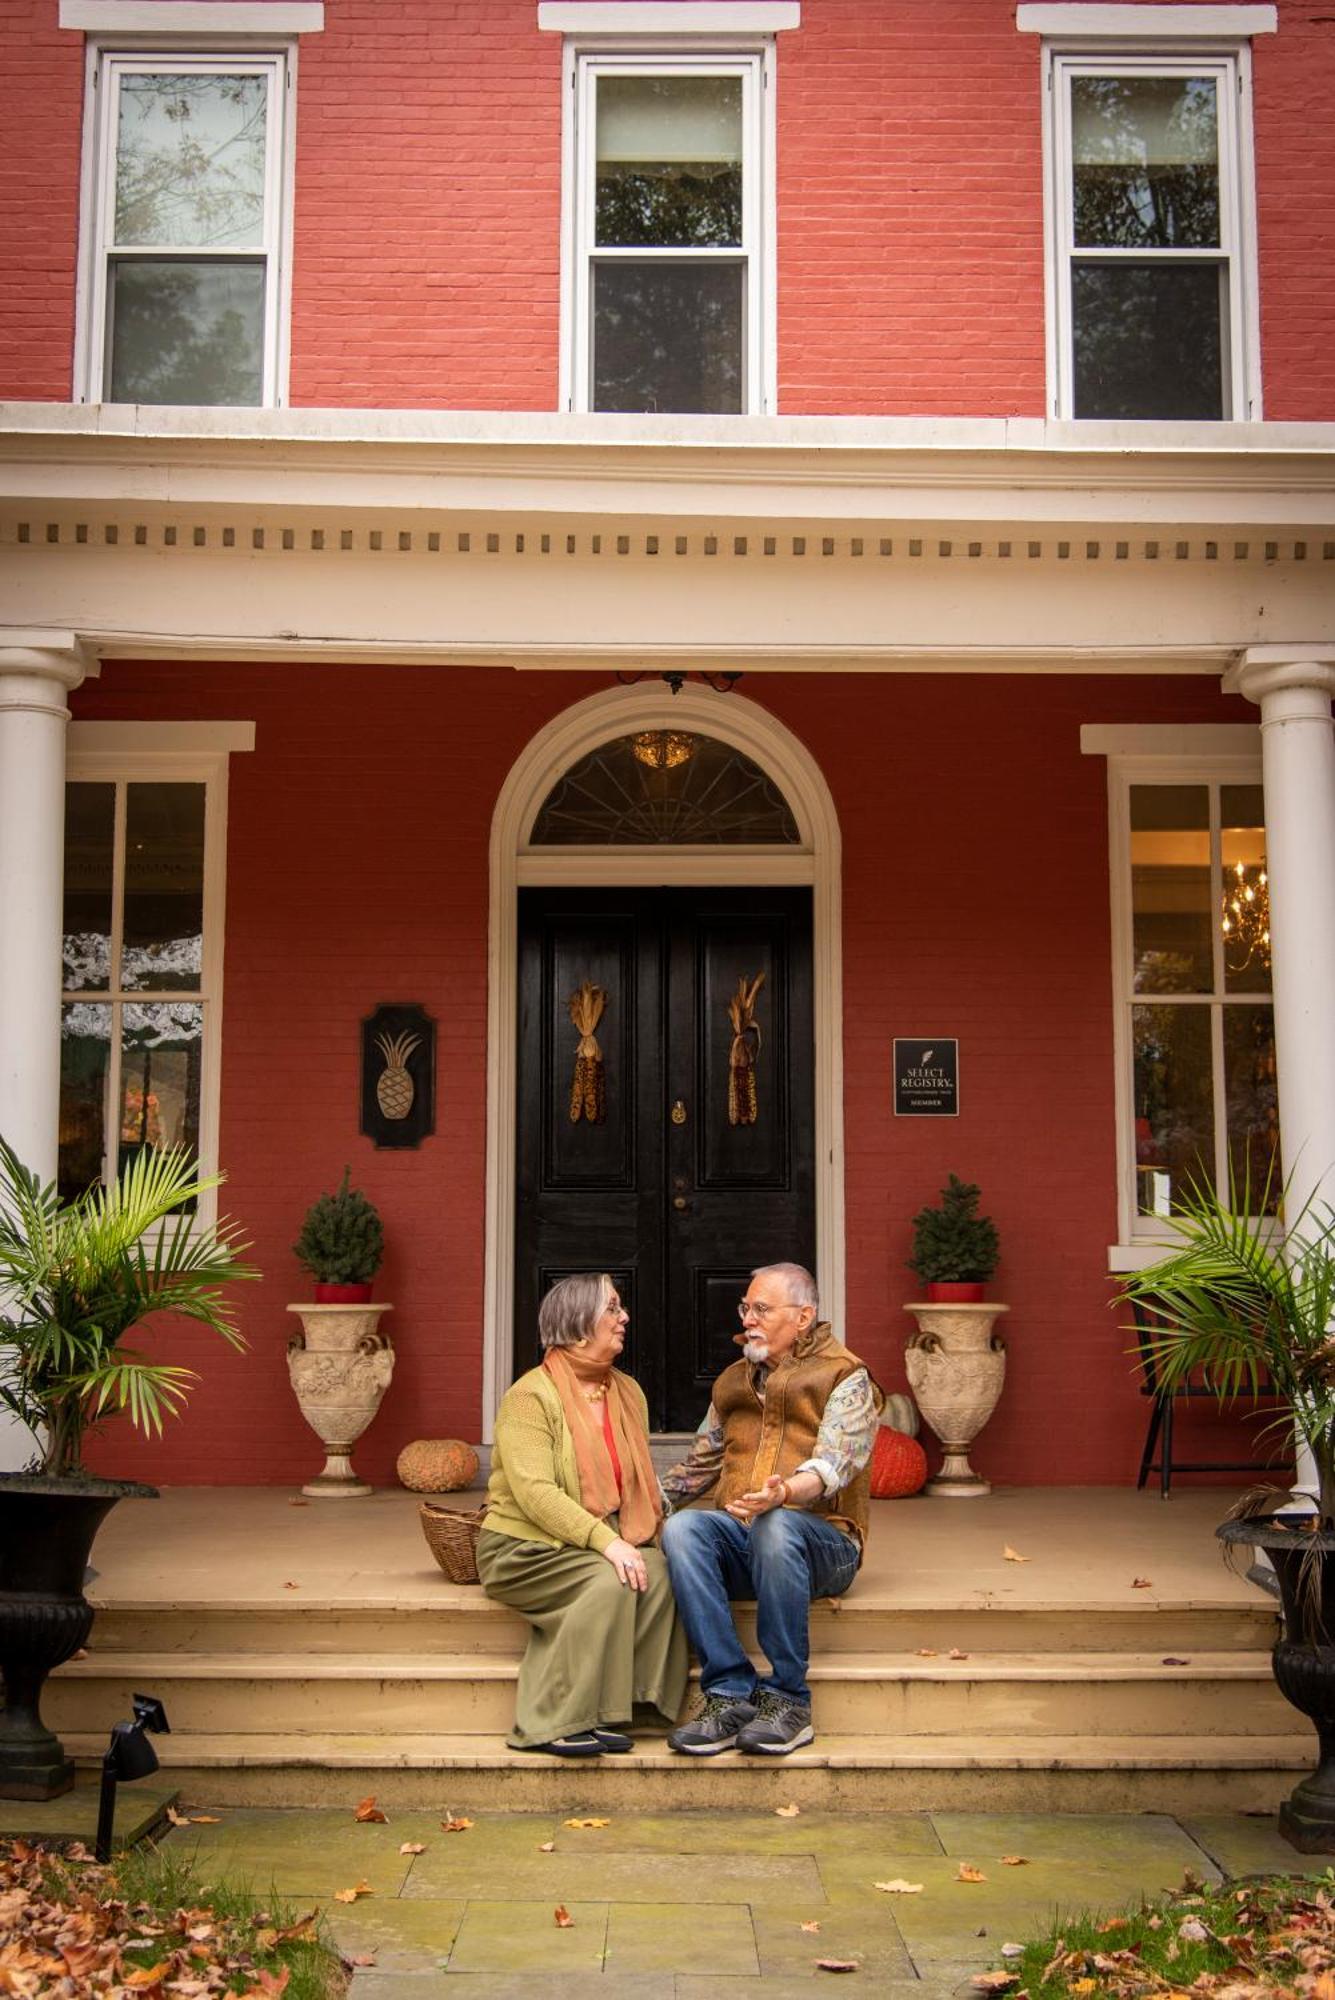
568,981,608,1124
375,1029,421,1120
727,972,765,1126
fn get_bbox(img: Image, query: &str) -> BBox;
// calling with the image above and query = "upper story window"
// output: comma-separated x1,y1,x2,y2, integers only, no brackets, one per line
79,51,293,404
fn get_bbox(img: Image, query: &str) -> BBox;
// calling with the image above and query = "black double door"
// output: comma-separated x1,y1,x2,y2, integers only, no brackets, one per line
515,886,815,1431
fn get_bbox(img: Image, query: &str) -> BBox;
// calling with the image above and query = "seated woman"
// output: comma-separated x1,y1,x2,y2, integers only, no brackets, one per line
476,1273,687,1757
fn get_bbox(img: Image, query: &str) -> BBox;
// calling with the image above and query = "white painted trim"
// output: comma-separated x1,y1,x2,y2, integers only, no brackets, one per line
1017,6,1275,37
540,4,799,33
68,720,256,752
482,683,842,1440
61,3,323,32
1081,722,1260,754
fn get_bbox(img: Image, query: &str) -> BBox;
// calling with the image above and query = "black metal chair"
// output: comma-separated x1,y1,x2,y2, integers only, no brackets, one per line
1131,1295,1289,1498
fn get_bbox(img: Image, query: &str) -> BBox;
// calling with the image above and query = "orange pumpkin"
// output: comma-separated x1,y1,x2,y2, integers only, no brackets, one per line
869,1426,928,1499
396,1438,480,1493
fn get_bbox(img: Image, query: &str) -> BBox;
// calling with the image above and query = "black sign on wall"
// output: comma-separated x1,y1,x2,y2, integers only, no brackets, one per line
893,1037,959,1117
361,1003,436,1148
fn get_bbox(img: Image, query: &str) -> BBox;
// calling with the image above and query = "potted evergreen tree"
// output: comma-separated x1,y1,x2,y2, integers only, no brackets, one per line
287,1169,393,1498
1120,1166,1335,1852
0,1137,255,1800
903,1176,1008,1497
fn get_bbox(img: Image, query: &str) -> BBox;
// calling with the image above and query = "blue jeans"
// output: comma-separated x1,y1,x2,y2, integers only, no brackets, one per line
661,1506,860,1706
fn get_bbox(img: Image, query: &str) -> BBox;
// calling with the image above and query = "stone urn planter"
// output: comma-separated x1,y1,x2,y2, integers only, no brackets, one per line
286,1302,394,1497
903,1301,1010,1497
0,1474,157,1799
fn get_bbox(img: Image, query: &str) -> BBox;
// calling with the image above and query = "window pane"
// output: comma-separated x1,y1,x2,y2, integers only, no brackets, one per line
59,1002,112,1201
119,1002,203,1176
1221,783,1270,995
596,74,742,247
593,261,743,413
116,72,268,248
1073,261,1224,419
107,259,264,406
63,783,115,992
1130,785,1211,993
1072,75,1220,248
1223,1003,1281,1212
1133,1003,1214,1216
122,783,205,991
531,733,799,845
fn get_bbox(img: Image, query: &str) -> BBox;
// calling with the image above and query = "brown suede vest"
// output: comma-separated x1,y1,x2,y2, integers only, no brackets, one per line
712,1322,880,1558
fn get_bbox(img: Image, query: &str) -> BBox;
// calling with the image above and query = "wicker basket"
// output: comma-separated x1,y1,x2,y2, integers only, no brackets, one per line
419,1501,487,1584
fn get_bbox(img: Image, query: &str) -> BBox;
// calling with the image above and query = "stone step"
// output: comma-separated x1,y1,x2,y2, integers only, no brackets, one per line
48,1647,1305,1742
60,1727,1310,1816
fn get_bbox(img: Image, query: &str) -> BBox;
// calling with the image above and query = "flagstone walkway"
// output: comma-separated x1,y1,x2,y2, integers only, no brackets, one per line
168,1804,1330,1997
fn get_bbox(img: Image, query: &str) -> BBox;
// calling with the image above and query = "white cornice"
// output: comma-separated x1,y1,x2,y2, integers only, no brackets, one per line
60,2,323,32
1016,5,1275,36
538,3,799,32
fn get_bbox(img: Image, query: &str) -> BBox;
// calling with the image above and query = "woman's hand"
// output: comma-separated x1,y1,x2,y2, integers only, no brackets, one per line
602,1536,649,1591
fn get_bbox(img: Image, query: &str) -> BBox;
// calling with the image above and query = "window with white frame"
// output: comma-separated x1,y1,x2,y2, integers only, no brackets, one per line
81,51,292,404
1046,49,1257,419
569,51,769,413
59,754,229,1206
1112,766,1278,1238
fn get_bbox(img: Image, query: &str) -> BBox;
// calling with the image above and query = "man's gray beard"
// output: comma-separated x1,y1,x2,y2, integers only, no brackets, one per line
742,1337,770,1364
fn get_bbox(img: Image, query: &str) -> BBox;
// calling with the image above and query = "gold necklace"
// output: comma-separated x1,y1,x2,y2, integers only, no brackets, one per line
581,1379,611,1403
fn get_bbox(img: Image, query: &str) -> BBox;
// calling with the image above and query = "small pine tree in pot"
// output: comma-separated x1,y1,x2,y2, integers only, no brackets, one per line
293,1168,384,1302
908,1175,1000,1302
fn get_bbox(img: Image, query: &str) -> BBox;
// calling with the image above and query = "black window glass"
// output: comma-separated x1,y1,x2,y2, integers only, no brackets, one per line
593,262,743,414
1072,262,1224,419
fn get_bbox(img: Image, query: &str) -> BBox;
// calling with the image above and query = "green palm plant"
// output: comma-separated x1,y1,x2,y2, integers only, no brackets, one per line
1119,1159,1335,1524
0,1136,257,1478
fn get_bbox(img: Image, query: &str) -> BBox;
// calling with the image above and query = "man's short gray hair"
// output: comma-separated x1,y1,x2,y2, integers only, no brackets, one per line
537,1272,615,1349
750,1262,819,1311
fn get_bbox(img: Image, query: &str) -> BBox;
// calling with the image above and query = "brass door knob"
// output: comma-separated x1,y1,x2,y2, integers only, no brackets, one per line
673,1195,690,1211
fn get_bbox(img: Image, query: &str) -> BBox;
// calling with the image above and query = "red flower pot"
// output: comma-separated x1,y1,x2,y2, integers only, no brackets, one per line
313,1282,374,1304
924,1281,986,1303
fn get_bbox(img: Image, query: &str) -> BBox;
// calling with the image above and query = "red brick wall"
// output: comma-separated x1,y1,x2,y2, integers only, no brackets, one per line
71,663,1265,1489
2,1,1332,418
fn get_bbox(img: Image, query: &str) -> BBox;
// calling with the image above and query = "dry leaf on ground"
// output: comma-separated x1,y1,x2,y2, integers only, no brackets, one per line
971,1974,1017,1992
354,1797,387,1824
272,1911,319,1944
775,1803,802,1819
166,1809,192,1827
916,1647,938,1658
333,1882,373,1904
1178,1917,1210,1942
562,1817,609,1830
1002,1547,1031,1563
949,1648,970,1660
283,1581,299,1590
1131,1577,1153,1589
442,1817,474,1833
816,1959,859,1973
1097,1917,1129,1933
1162,1657,1191,1666
189,1815,221,1825
344,1953,377,1968
554,1906,574,1928
124,1962,170,1987
957,1864,987,1883
398,1842,426,1856
874,1880,924,1895
288,1498,309,1507
538,1842,555,1853
801,1920,822,1933
999,1856,1028,1867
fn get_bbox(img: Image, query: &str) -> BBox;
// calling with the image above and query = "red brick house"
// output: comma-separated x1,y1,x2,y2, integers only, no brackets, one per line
2,0,1333,1493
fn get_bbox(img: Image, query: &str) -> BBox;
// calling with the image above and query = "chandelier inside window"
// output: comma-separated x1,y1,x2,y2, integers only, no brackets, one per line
632,730,695,770
1221,859,1270,973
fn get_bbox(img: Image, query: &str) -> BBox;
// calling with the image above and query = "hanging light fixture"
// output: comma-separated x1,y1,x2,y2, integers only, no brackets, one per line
632,730,696,770
1221,858,1271,973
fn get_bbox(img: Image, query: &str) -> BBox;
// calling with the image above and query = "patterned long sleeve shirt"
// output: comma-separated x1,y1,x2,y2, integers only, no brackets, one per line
660,1366,880,1511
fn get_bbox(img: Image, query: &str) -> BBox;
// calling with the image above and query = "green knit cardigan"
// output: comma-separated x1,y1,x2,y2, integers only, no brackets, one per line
482,1364,652,1554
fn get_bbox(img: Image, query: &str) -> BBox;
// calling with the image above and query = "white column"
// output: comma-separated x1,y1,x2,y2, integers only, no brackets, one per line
1232,645,1335,1504
0,633,91,1472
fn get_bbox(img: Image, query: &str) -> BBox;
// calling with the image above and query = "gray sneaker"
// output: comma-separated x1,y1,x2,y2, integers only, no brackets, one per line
736,1691,814,1755
667,1692,758,1755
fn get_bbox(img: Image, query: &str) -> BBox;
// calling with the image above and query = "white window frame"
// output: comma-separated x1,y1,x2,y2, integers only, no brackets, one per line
75,44,297,406
63,727,249,1226
1039,38,1262,419
1103,745,1274,1260
560,41,777,414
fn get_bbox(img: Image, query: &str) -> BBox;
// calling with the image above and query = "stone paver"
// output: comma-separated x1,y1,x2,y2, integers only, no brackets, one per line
154,1803,1322,1991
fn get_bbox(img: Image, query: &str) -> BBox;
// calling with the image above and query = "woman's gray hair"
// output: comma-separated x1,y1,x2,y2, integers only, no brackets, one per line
751,1262,819,1311
537,1271,615,1350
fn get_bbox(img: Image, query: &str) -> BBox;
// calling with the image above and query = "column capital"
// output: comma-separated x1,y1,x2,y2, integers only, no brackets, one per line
0,632,97,721
1226,644,1335,710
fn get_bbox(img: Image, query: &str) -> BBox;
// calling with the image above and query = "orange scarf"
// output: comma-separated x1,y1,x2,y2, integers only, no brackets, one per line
542,1349,662,1548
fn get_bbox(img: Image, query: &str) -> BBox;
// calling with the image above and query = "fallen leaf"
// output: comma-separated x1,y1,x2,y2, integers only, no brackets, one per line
124,1963,170,1988
345,1954,377,1968
166,1808,192,1827
272,1912,319,1944
288,1498,310,1507
333,1882,373,1904
1178,1917,1210,1943
283,1581,299,1590
398,1842,426,1856
1071,1983,1098,1996
1162,1657,1191,1666
916,1647,939,1658
816,1959,859,1973
1310,1976,1335,2000
189,1815,221,1825
874,1880,924,1895
1000,1943,1024,1959
999,1856,1028,1867
1131,1577,1153,1589
554,1906,574,1928
949,1648,970,1660
1097,1917,1129,1934
1002,1547,1031,1564
354,1797,388,1824
442,1817,474,1833
774,1803,802,1819
537,1842,555,1853
253,1928,278,1952
801,1920,823,1933
1147,1915,1164,1931
957,1864,987,1883
971,1974,1017,1992
70,1648,89,1661
254,1969,291,1998
562,1817,608,1830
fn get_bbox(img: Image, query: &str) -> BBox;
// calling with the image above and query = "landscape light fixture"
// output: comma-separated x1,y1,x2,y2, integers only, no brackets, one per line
95,1692,170,1861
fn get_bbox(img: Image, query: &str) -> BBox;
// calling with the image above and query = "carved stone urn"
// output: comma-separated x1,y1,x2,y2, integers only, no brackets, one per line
903,1301,1010,1498
286,1302,394,1497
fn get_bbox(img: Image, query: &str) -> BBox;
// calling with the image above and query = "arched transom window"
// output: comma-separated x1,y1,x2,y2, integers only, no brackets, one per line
529,731,800,845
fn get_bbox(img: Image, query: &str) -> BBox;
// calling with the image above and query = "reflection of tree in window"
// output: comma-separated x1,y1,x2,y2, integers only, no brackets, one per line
1072,263,1223,420
116,75,266,248
594,263,743,414
597,166,741,247
108,262,264,405
1072,76,1219,249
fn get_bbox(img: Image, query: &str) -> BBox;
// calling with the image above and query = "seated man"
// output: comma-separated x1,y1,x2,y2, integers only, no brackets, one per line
661,1262,882,1756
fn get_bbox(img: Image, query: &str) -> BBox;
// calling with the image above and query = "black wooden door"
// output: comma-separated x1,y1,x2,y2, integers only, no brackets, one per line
515,886,815,1430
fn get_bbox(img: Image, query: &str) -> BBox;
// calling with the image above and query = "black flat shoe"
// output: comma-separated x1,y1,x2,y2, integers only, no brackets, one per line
522,1732,604,1757
590,1727,634,1753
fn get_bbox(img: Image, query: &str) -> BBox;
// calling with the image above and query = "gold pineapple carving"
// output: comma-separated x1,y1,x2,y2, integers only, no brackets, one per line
375,1029,421,1120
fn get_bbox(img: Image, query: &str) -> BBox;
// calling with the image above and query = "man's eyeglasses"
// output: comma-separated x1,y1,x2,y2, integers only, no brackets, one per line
736,1299,797,1323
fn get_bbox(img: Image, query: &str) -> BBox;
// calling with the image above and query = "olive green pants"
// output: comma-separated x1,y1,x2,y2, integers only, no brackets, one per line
476,1528,688,1750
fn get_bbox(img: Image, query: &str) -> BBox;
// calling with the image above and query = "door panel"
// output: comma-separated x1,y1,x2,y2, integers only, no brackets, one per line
515,887,813,1430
